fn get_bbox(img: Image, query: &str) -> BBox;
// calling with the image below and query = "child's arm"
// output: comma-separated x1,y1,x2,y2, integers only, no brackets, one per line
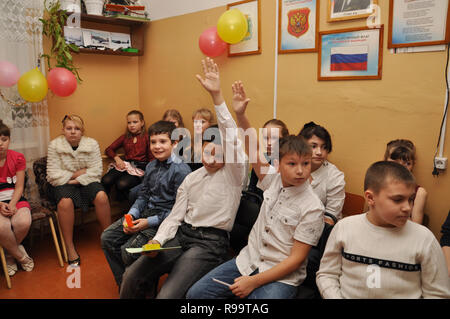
6,169,25,213
325,169,346,220
420,235,450,298
315,224,345,299
74,138,103,185
411,186,427,224
442,246,450,277
196,57,224,106
231,81,271,182
46,140,73,186
230,240,311,298
105,135,126,170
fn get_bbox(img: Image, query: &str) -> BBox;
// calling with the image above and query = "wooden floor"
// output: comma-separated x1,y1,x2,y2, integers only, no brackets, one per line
0,221,119,299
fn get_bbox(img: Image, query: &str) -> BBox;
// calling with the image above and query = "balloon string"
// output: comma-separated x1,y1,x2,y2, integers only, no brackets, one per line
0,90,28,107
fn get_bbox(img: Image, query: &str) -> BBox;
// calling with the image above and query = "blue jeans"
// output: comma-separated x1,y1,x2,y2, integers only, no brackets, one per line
186,258,298,299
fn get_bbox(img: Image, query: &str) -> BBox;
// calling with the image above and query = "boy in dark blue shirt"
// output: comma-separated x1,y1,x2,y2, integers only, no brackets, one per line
101,120,191,287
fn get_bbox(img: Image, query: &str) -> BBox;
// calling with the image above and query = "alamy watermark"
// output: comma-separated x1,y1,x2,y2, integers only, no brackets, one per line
66,265,81,289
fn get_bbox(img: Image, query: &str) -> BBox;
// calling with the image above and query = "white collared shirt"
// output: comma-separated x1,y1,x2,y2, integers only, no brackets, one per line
310,160,345,219
153,102,247,246
236,172,324,286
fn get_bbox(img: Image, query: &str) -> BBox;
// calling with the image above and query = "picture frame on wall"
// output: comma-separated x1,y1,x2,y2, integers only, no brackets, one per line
388,0,450,49
327,0,378,22
228,0,261,57
318,25,384,81
278,0,319,53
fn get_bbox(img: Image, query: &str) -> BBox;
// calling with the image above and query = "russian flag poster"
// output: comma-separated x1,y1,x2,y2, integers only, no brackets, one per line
319,27,382,80
330,46,368,71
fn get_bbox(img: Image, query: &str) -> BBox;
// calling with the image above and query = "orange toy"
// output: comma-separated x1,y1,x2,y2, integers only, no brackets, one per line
124,214,133,228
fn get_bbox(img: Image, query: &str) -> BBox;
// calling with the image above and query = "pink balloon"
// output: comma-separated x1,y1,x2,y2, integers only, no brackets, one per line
47,67,77,97
0,60,20,87
199,26,227,57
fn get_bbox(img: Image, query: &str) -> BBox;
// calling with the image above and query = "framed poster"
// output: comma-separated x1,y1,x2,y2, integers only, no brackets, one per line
328,0,378,22
388,0,450,48
278,0,319,53
228,0,261,56
318,25,384,81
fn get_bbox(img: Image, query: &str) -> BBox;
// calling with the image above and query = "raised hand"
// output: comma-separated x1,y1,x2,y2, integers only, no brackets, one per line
231,81,250,116
196,57,220,94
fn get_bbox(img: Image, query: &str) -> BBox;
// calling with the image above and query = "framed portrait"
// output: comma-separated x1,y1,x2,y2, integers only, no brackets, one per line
228,0,261,56
328,0,378,22
388,0,450,48
278,0,319,53
318,25,384,81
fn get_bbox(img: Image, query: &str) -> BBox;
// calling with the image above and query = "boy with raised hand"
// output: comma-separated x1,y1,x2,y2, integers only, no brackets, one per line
101,120,191,287
316,161,450,299
187,81,325,299
119,57,247,299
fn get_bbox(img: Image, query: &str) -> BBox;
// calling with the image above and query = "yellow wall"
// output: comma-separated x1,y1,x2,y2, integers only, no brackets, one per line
47,0,449,238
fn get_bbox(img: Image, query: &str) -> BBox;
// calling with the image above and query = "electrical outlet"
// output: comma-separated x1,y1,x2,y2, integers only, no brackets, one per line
434,157,448,170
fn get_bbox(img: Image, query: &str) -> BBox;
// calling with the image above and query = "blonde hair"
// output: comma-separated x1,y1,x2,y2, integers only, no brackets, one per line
192,108,215,124
62,114,85,133
162,109,184,128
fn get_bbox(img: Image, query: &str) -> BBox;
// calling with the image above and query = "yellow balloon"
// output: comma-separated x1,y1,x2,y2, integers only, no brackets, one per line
17,67,48,102
217,9,248,44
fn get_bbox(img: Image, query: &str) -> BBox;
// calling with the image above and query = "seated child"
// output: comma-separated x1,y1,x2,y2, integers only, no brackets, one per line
101,120,191,287
102,110,153,199
186,80,324,299
119,57,247,299
128,110,187,205
384,139,427,224
299,122,345,223
316,161,450,298
247,119,289,198
162,109,184,128
190,108,215,171
0,120,34,276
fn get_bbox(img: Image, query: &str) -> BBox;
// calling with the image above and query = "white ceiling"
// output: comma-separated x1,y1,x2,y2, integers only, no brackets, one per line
140,0,232,21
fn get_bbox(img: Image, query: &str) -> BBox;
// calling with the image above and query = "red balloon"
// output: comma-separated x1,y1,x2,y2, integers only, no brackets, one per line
199,26,227,57
47,67,77,97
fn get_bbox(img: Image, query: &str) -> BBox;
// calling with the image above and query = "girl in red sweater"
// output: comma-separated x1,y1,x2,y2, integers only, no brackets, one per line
102,110,154,199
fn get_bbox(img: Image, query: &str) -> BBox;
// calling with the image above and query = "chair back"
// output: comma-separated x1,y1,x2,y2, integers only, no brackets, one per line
32,156,56,209
230,191,263,253
342,192,365,218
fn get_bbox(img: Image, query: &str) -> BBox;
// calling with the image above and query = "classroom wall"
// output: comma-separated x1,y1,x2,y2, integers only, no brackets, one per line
47,0,449,238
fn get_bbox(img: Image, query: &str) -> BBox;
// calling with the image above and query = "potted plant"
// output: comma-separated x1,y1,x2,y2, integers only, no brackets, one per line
83,0,105,15
40,0,82,82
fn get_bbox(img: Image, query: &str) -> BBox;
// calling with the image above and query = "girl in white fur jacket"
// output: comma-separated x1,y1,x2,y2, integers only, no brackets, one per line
47,114,111,266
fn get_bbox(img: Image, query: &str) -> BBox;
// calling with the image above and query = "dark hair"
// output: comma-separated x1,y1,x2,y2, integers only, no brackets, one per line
263,119,289,138
279,135,312,159
364,161,416,194
384,139,416,162
126,110,146,137
163,109,185,128
148,120,177,141
202,124,222,146
389,146,415,163
0,120,10,137
298,121,332,153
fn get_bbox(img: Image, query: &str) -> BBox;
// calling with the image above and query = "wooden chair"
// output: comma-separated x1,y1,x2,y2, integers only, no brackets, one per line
0,163,65,289
0,246,12,289
342,192,366,218
32,157,68,263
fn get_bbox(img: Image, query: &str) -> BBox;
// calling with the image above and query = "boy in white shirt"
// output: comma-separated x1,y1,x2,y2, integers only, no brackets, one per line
316,161,450,298
119,58,247,299
186,81,324,299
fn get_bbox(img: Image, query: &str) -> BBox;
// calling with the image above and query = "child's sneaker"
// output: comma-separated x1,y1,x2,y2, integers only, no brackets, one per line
18,245,34,272
5,253,17,276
